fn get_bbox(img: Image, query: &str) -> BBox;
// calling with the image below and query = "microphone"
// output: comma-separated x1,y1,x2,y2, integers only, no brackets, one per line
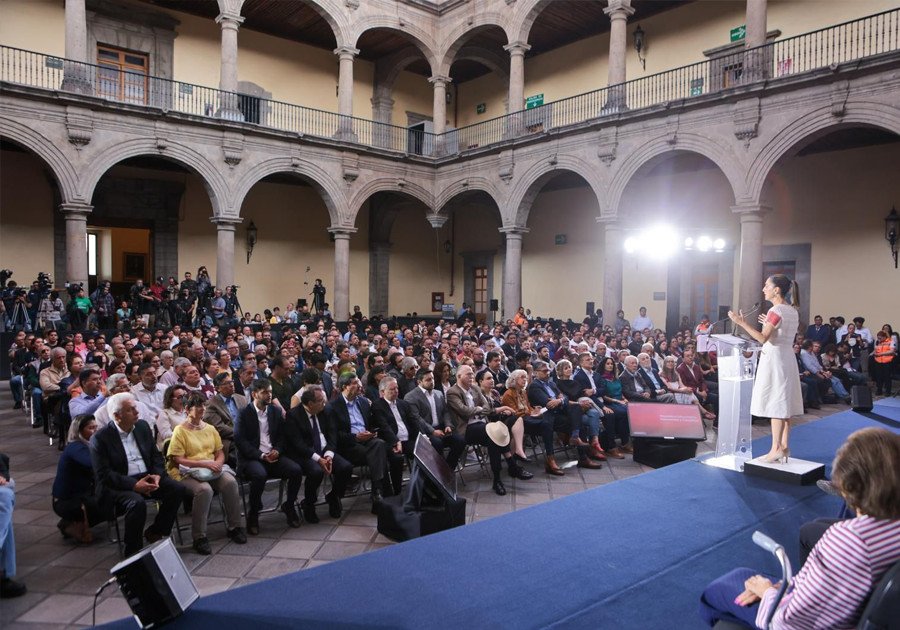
731,302,762,335
708,303,760,335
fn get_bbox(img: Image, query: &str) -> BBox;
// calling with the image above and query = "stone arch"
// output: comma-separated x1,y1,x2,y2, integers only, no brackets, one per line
0,118,80,204
506,156,606,227
511,0,554,46
607,133,745,220
352,20,438,74
300,0,352,48
746,102,900,203
375,45,428,94
452,45,510,86
79,138,229,217
435,176,503,215
232,157,346,226
348,178,434,226
435,17,510,77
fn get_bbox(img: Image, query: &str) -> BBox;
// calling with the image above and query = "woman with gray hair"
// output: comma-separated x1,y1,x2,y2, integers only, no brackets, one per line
155,384,188,450
501,369,563,476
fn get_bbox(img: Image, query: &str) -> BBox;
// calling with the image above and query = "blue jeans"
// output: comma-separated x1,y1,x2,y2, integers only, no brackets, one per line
0,481,17,579
9,376,23,404
580,407,602,439
829,375,849,399
699,567,772,628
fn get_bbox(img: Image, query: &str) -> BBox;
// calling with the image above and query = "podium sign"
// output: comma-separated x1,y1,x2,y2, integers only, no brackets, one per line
703,334,760,472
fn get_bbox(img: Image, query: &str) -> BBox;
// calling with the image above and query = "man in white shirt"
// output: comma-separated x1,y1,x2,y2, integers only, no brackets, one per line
131,363,164,418
404,369,466,469
632,306,653,332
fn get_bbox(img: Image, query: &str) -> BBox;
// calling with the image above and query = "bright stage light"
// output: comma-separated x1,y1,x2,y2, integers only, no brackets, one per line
684,237,694,249
624,237,637,253
697,235,712,252
713,238,726,251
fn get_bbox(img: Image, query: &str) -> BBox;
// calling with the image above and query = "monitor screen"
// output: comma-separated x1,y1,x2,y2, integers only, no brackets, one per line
413,434,457,501
627,403,706,441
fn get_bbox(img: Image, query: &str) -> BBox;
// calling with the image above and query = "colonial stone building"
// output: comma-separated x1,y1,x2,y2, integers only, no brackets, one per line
1,0,898,328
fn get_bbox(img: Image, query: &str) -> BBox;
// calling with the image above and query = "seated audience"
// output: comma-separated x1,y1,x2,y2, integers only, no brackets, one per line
502,369,564,476
0,453,26,599
53,414,104,543
202,372,245,463
404,368,466,470
556,359,606,462
676,348,718,414
371,376,419,495
659,356,716,420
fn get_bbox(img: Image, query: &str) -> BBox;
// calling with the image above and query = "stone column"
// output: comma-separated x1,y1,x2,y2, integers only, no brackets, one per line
212,217,241,289
604,0,634,111
62,0,90,93
216,2,245,121
335,46,359,140
370,92,395,149
601,219,623,314
503,41,530,136
369,242,391,317
499,227,527,321
429,75,451,155
733,204,770,312
329,228,355,322
744,0,769,82
61,202,92,287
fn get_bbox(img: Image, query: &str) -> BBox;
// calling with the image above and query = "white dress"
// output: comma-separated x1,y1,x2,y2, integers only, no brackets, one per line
750,303,804,419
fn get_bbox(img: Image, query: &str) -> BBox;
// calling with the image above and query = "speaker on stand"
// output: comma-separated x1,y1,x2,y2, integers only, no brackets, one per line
489,299,499,324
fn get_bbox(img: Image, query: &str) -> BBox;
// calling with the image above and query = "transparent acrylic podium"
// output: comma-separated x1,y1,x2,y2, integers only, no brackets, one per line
702,334,760,472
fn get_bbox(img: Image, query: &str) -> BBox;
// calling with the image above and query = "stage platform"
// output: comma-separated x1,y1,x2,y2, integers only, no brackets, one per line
106,401,900,629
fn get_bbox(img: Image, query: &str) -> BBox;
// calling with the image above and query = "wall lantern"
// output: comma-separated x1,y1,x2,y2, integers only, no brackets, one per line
443,239,452,254
633,25,646,70
885,206,899,268
246,220,258,263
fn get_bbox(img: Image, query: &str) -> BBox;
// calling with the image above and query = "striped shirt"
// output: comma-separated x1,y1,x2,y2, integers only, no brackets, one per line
757,515,900,629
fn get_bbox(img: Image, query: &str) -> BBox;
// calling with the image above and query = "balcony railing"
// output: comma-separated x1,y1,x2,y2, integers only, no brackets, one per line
444,8,900,152
1,8,897,158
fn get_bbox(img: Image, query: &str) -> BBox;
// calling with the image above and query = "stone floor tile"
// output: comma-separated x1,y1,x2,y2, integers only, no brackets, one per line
246,556,306,579
15,593,94,624
192,554,257,578
312,541,369,561
191,576,238,597
326,525,376,543
74,593,132,626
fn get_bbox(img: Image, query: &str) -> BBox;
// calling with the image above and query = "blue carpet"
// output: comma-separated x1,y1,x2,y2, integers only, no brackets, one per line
105,402,900,629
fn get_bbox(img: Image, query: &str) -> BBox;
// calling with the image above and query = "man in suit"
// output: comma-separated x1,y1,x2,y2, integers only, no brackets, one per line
805,315,832,346
573,352,630,458
500,332,521,372
308,353,334,401
676,348,718,414
203,372,247,465
327,372,390,513
477,350,510,395
283,386,352,522
232,360,257,397
404,369,466,469
371,376,422,495
527,361,601,469
636,354,677,403
89,392,187,556
234,379,304,534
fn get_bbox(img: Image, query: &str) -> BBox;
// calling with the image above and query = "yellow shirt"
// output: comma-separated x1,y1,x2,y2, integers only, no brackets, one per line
166,423,222,480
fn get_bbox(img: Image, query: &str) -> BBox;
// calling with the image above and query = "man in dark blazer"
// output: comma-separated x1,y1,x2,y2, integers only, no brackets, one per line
573,352,629,458
403,369,465,469
90,392,187,556
636,354,677,403
326,372,390,513
370,376,419,496
202,372,247,465
805,315,832,346
283,385,352,522
676,348,718,414
234,378,303,534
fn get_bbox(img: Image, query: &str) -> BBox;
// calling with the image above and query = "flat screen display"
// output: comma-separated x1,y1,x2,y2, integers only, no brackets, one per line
413,434,457,501
627,403,706,441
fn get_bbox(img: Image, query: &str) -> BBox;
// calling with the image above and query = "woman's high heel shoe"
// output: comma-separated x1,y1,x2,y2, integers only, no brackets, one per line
760,448,790,464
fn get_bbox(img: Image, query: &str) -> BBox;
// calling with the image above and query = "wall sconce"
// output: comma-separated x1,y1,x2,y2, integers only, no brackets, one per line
633,25,646,70
446,90,452,104
885,205,899,268
443,239,452,254
246,220,258,263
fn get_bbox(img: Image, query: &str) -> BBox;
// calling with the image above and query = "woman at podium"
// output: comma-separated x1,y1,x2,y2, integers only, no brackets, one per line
728,275,804,463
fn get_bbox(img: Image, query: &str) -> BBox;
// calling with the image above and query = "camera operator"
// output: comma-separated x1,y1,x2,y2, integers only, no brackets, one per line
26,281,43,326
38,290,64,332
92,282,115,330
175,288,195,328
7,289,32,332
224,285,241,326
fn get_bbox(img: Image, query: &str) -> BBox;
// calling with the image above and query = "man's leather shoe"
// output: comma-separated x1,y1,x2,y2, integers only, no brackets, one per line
144,527,163,544
577,457,602,469
300,501,319,524
192,537,212,555
227,527,247,544
371,489,384,515
606,447,625,459
544,455,565,476
492,479,507,496
620,443,634,455
246,513,259,536
325,492,343,519
569,436,589,447
281,502,301,528
508,465,534,480
589,444,607,461
0,577,27,599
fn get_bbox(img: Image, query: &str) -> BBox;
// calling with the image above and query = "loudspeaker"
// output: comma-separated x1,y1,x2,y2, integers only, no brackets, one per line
110,538,198,628
586,302,595,316
298,298,307,308
632,438,698,469
851,385,873,412
489,299,499,312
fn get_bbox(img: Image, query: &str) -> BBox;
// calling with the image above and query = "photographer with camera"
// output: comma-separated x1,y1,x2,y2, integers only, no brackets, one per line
91,281,115,330
6,287,32,333
224,285,241,326
66,285,91,331
38,290,64,332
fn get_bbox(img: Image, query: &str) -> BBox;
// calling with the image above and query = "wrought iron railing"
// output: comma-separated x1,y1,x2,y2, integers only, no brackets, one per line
444,8,900,152
1,8,897,157
0,45,426,155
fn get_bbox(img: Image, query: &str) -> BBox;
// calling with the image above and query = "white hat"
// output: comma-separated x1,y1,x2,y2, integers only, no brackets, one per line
485,421,510,447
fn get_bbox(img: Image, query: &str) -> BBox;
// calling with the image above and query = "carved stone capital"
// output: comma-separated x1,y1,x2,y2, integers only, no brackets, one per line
603,0,635,20
59,202,93,218
334,46,360,60
499,226,529,238
426,214,448,229
222,132,244,166
733,97,761,147
503,41,531,57
328,227,357,239
65,107,93,148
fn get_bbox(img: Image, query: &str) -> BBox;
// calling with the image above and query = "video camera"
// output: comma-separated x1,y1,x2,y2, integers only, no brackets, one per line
65,281,83,299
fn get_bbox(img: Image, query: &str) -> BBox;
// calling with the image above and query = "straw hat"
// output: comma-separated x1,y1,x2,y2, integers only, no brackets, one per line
485,421,510,447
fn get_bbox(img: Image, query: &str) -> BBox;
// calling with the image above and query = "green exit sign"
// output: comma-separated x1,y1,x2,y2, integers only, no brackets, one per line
476,102,486,115
525,93,544,109
730,25,746,42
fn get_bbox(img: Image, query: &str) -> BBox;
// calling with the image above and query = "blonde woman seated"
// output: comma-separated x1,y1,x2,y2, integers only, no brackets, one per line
166,391,246,555
660,356,716,421
501,369,564,476
155,384,188,450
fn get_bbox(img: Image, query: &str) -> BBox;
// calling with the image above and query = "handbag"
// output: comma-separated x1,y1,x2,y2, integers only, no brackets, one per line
180,463,234,482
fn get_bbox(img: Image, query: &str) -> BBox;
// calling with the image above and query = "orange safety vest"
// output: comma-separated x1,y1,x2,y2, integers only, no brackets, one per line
874,340,894,364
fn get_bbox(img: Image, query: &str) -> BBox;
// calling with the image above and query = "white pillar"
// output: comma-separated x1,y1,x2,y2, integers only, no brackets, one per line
61,203,92,287
744,0,769,82
500,227,527,321
601,219,623,314
329,228,355,322
62,0,90,93
215,3,244,120
335,46,359,140
604,0,634,110
733,204,770,311
503,41,530,136
213,217,240,289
